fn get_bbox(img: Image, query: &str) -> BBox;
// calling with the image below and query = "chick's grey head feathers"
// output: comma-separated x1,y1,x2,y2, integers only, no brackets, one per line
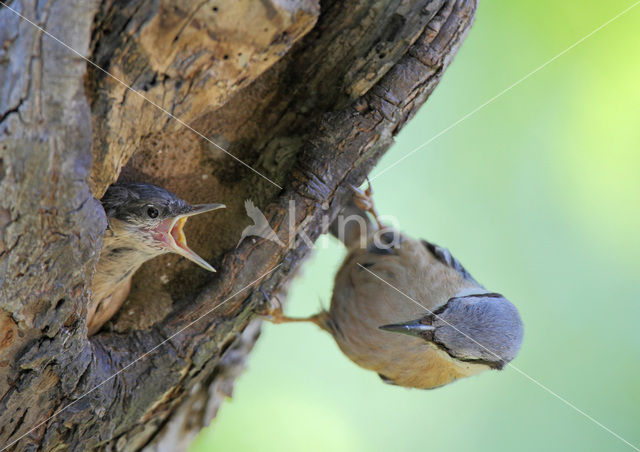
101,182,192,227
100,182,225,272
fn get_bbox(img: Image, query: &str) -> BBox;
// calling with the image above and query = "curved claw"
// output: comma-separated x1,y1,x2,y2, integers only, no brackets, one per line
349,179,383,229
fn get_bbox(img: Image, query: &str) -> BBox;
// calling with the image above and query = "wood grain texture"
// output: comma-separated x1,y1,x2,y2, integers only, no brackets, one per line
87,0,319,196
0,0,477,449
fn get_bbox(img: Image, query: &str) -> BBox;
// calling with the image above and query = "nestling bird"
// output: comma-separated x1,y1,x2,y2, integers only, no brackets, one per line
88,182,225,335
263,184,523,389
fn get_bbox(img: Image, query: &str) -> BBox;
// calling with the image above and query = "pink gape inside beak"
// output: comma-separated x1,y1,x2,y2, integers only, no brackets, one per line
154,203,225,272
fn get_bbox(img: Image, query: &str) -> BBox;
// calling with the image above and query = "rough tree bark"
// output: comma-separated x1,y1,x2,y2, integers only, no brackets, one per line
0,0,477,450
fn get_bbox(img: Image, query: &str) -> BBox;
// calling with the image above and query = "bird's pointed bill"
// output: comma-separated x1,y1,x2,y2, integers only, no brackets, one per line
185,203,226,217
156,203,226,272
379,319,435,338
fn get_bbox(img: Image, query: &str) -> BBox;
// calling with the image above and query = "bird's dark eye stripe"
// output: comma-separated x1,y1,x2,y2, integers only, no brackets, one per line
109,247,133,256
146,206,159,218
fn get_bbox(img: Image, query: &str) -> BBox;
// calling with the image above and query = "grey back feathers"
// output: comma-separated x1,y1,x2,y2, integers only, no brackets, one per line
421,239,479,285
432,294,524,368
101,182,191,225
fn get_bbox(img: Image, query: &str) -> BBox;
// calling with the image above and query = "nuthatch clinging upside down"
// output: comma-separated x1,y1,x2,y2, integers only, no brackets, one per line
88,182,225,335
264,184,523,389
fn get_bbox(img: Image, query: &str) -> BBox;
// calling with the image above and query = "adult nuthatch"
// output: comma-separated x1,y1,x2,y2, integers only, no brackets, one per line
88,182,225,335
264,185,523,389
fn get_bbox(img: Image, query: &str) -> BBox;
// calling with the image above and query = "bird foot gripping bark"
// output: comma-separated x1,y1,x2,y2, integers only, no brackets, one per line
257,289,302,324
258,289,328,328
349,178,384,229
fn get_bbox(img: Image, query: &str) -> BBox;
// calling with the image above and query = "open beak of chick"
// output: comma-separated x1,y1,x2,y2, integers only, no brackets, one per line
153,203,225,272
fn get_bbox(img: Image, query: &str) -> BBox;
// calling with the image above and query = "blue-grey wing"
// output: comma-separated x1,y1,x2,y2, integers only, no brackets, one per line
421,239,480,285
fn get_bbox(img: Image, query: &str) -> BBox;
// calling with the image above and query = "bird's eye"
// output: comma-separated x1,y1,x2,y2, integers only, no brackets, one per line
146,206,159,218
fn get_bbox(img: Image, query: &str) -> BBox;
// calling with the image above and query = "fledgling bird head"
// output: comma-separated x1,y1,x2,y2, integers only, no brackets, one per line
101,182,225,271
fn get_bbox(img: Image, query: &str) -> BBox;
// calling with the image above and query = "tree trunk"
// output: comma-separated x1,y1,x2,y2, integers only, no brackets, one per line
0,0,476,450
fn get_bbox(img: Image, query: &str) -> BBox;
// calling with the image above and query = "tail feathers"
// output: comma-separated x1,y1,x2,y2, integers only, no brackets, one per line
310,310,341,336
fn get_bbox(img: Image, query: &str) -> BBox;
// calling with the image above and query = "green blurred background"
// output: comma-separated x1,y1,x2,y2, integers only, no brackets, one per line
192,1,640,451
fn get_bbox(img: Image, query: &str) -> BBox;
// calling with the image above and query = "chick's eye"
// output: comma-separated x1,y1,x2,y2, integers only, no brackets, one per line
146,206,159,218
